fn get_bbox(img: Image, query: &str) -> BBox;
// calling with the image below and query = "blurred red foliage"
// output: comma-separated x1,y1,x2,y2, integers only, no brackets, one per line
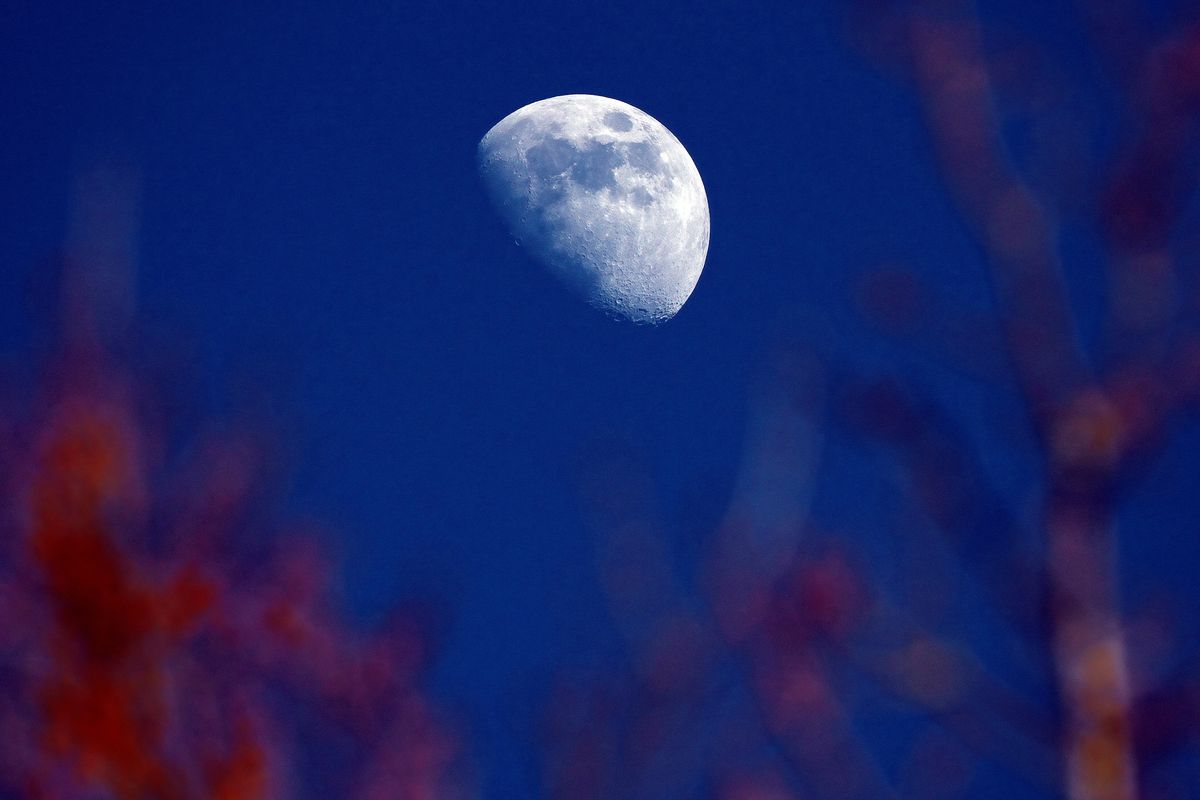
0,172,463,799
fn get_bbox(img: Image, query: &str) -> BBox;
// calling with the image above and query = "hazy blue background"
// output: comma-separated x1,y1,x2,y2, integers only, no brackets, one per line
3,1,1198,796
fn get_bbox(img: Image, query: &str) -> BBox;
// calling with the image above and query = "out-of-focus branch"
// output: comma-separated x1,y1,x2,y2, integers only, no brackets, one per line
839,596,1061,791
706,347,824,643
907,5,1088,429
901,5,1139,799
833,373,1047,642
1100,23,1200,414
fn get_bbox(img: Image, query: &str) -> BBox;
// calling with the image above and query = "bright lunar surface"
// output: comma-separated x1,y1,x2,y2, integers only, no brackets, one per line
478,95,710,323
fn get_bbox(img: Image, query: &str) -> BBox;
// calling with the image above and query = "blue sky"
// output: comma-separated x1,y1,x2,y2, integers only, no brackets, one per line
4,1,1200,796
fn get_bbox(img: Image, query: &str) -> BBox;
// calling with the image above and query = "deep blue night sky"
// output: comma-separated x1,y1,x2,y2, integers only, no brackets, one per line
4,1,1200,796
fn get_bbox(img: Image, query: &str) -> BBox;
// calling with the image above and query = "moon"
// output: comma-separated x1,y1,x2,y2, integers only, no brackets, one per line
478,95,709,323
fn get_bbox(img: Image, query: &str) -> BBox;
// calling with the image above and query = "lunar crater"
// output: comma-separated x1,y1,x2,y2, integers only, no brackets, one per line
603,111,633,131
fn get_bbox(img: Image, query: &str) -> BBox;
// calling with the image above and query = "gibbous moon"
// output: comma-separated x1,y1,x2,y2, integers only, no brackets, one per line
478,95,709,323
